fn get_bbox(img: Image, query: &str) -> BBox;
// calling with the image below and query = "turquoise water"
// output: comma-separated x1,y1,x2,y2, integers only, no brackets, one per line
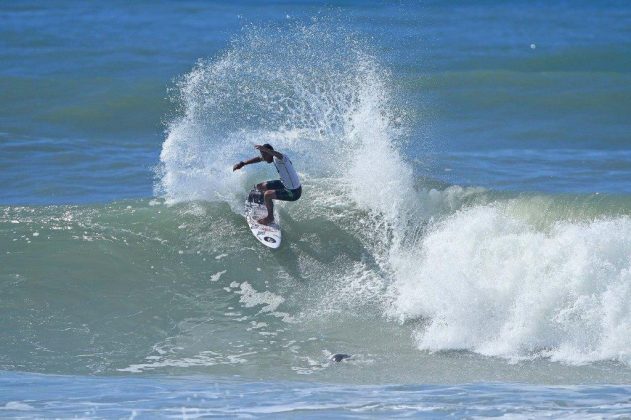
2,0,631,417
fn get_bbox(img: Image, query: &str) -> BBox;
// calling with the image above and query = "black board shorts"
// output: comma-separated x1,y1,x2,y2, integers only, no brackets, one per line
265,180,302,202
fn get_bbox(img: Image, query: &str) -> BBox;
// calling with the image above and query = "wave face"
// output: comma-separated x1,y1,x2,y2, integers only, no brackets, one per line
3,196,631,382
2,18,631,384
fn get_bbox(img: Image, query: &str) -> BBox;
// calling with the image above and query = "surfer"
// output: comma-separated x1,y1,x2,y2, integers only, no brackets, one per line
233,144,302,225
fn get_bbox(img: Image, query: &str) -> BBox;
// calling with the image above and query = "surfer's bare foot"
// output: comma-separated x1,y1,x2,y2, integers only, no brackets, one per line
258,216,273,225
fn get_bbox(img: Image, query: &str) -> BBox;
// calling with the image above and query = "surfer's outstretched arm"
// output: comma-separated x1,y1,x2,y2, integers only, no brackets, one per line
233,156,262,171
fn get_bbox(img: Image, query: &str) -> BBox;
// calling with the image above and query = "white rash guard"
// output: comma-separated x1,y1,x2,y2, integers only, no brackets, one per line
273,154,301,190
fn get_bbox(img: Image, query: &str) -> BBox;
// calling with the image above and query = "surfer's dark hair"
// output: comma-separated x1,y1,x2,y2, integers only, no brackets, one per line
262,143,274,151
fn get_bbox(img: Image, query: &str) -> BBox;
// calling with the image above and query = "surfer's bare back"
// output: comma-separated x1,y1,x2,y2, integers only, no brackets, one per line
233,144,302,225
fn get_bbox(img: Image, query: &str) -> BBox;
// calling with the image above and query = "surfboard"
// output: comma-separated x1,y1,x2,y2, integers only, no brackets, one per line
245,187,281,249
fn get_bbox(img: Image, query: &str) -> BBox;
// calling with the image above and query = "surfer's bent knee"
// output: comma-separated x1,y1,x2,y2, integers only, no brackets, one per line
274,186,301,202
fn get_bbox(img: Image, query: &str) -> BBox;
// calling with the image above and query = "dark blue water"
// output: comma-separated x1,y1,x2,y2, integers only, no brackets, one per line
2,1,630,204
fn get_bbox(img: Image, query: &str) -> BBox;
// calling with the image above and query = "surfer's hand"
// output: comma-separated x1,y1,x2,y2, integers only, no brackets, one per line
233,161,244,171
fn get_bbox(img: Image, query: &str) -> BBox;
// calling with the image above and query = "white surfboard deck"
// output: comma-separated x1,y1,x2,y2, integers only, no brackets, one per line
245,189,281,249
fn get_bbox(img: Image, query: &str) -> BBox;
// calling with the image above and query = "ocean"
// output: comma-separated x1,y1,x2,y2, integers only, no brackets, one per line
1,0,631,417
